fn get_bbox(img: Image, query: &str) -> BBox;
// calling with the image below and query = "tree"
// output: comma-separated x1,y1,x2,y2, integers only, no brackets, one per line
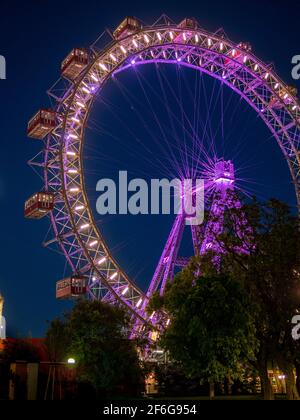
45,318,71,362
46,300,143,398
215,196,300,399
149,260,258,399
0,338,40,363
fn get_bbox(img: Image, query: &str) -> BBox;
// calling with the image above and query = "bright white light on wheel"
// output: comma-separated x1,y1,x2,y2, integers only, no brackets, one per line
71,117,80,123
183,32,186,41
110,272,118,280
195,34,199,42
76,101,85,108
208,38,212,47
80,223,90,230
110,53,117,62
67,151,76,157
99,63,108,71
68,133,78,139
156,32,162,41
89,240,98,247
132,39,138,48
274,83,279,89
82,87,90,94
75,205,84,211
220,42,224,51
91,74,99,82
254,64,259,71
98,257,106,265
143,34,150,44
264,72,269,80
136,298,143,308
69,187,80,193
169,31,174,40
122,286,129,295
120,45,127,54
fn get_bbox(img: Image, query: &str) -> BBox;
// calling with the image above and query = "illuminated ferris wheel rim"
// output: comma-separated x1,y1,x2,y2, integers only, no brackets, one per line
38,17,299,324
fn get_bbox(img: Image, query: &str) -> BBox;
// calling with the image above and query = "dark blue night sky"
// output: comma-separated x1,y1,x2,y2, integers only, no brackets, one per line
0,0,299,337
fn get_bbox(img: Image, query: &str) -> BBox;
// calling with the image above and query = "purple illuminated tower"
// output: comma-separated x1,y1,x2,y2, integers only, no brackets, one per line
144,159,244,305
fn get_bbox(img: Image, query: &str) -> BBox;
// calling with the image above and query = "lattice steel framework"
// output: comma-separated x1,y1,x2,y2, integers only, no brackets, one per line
29,16,300,330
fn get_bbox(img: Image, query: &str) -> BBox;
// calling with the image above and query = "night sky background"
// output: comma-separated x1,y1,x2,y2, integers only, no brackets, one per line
0,0,299,337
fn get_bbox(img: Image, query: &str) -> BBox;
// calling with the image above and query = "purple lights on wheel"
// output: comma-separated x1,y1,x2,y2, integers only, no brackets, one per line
25,15,300,339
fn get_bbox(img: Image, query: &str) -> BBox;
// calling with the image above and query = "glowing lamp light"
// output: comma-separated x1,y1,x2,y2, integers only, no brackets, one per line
243,55,248,63
133,39,138,48
67,358,76,365
91,74,99,82
169,31,174,40
208,38,212,47
69,187,80,193
136,298,143,308
150,311,155,319
220,42,224,51
110,53,117,62
131,59,136,65
89,240,98,247
166,319,171,326
68,133,78,139
264,72,269,80
71,117,80,123
195,34,199,43
99,63,108,71
144,34,150,44
215,177,234,184
122,286,129,295
274,83,279,89
76,101,85,108
120,45,127,54
75,205,84,211
110,272,118,280
92,276,97,282
156,32,162,41
82,87,90,94
98,257,106,265
254,64,259,71
292,105,297,111
183,32,187,41
79,223,90,230
67,151,76,157
68,169,78,174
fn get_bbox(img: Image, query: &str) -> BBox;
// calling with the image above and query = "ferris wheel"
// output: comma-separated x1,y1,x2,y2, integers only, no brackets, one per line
25,16,300,333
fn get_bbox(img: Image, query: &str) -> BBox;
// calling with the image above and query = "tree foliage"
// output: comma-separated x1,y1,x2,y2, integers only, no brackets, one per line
46,300,143,397
151,261,258,387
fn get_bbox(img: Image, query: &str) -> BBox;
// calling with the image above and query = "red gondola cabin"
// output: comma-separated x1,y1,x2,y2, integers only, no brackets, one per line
56,276,87,299
61,48,89,80
27,109,57,139
113,17,141,40
178,18,198,30
24,192,54,219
